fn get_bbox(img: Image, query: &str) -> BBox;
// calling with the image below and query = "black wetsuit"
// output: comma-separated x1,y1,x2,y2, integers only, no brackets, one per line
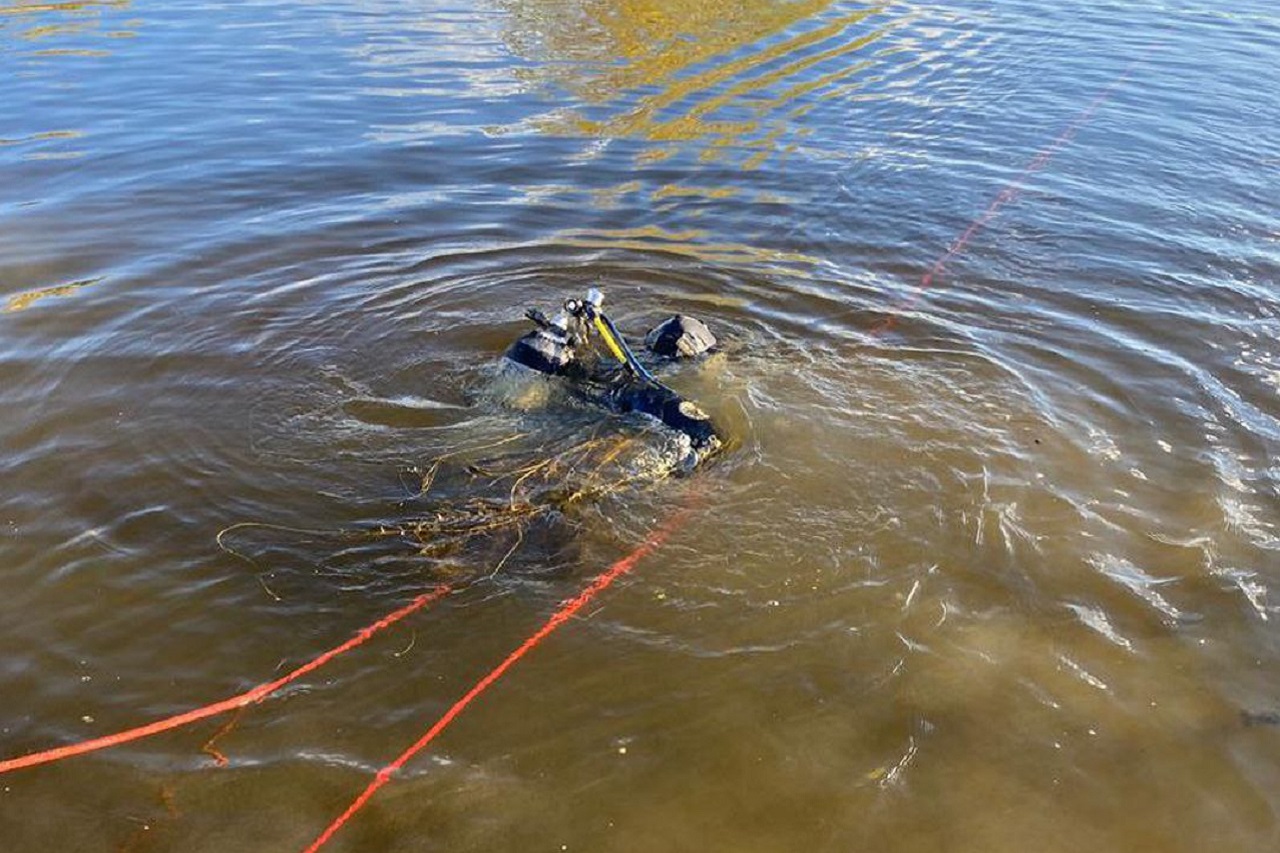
503,318,722,459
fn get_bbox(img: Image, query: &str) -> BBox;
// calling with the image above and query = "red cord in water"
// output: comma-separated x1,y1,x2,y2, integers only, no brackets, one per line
0,585,452,775
300,502,697,853
2,57,1138,843
871,61,1137,335
296,63,1141,851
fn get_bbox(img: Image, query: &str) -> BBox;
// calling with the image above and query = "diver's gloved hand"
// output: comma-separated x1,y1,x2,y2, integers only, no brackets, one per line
525,307,556,330
645,315,717,359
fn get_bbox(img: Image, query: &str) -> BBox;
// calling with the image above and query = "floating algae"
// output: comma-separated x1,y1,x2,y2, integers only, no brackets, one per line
218,420,703,590
219,289,724,588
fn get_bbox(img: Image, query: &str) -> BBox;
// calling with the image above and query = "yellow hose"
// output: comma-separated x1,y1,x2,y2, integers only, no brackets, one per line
592,314,628,364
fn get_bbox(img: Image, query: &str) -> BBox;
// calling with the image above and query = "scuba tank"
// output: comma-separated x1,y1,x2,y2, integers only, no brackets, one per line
503,289,723,464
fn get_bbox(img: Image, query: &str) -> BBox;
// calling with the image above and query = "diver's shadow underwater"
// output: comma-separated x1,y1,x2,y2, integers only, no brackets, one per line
219,289,726,591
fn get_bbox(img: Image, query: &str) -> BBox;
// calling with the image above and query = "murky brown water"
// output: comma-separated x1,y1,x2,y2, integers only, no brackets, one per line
3,1,1280,850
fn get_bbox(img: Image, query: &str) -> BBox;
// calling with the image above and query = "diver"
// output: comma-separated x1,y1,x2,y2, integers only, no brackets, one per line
502,288,723,468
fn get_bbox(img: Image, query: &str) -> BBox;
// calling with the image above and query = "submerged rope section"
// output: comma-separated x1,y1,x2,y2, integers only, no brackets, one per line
0,585,451,775
0,57,1140,852
871,59,1139,335
301,498,697,852
295,60,1141,850
0,430,676,780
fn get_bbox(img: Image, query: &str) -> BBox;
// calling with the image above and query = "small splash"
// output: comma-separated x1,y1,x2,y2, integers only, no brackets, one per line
1219,494,1280,552
1210,566,1272,621
1086,426,1122,461
1064,602,1135,651
1058,654,1110,691
1088,553,1185,624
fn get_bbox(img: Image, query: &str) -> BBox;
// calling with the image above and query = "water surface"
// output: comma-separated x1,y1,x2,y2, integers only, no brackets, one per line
3,1,1280,851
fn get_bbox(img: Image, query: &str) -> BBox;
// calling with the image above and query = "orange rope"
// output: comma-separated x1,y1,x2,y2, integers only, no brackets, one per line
0,585,452,775
872,60,1138,335
301,503,697,852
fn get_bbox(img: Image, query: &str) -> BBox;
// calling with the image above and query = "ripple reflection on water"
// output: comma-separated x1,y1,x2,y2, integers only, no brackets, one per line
3,0,1280,850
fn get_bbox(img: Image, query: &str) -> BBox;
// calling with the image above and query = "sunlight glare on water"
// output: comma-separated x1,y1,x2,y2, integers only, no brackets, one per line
2,0,1280,851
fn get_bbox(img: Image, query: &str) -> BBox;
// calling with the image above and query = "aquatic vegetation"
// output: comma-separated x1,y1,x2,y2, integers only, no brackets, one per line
217,424,697,584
